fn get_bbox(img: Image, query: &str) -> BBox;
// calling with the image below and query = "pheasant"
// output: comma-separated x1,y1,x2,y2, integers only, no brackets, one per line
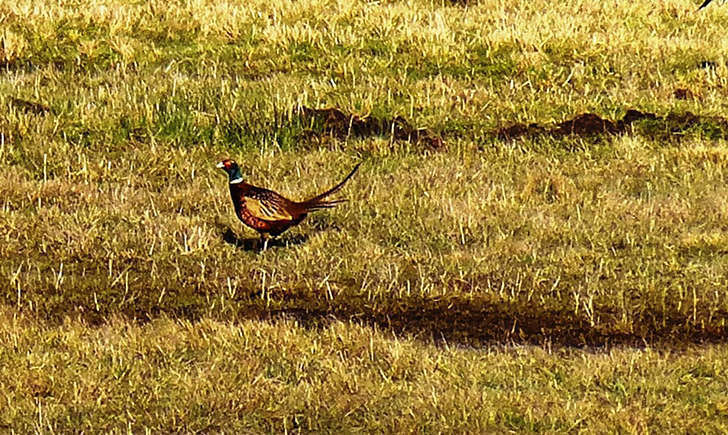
217,159,361,250
699,0,714,8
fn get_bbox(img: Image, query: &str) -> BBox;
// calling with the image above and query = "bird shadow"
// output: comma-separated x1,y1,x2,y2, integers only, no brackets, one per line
221,228,308,252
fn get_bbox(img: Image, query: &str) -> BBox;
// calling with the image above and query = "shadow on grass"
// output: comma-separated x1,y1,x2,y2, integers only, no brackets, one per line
221,228,308,252
6,267,728,349
265,295,728,348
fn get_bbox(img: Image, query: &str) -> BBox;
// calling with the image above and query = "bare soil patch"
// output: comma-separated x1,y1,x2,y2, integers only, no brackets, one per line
496,109,728,141
8,97,51,115
297,106,445,150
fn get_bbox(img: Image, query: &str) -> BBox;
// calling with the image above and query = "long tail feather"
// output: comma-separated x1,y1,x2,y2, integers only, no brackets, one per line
300,162,361,211
304,199,348,211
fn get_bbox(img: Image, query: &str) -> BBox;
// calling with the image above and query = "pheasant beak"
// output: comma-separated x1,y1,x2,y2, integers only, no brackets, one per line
216,161,225,169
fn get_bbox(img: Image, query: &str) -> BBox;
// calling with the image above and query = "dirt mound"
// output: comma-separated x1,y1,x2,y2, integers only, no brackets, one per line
673,88,695,100
496,108,728,141
8,97,51,115
297,106,444,150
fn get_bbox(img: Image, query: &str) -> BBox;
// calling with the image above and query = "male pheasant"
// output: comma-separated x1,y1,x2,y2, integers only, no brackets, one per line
217,159,360,250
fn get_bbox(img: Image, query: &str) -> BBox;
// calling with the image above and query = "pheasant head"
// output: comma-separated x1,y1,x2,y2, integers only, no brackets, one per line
216,159,243,184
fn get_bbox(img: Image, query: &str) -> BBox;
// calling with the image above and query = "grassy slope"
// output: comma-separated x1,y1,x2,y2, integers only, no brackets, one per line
1,0,728,431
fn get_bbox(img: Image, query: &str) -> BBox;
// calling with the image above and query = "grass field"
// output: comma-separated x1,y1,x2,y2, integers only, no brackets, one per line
2,0,728,431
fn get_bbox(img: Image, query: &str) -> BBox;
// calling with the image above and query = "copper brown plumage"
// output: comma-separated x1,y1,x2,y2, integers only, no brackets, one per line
217,159,360,250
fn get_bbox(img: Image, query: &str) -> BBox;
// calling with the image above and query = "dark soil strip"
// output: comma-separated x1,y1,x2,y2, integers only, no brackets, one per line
496,109,728,141
297,106,445,150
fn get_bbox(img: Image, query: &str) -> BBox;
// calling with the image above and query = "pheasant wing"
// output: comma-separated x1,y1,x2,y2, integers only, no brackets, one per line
243,189,294,221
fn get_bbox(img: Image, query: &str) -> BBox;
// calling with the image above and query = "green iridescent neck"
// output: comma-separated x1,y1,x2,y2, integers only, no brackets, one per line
229,166,243,183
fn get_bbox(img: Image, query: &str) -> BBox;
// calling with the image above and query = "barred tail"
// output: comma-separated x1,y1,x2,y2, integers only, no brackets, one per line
299,162,361,211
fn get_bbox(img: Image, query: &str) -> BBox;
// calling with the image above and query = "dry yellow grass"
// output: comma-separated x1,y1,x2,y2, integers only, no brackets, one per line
2,0,728,431
2,307,728,432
